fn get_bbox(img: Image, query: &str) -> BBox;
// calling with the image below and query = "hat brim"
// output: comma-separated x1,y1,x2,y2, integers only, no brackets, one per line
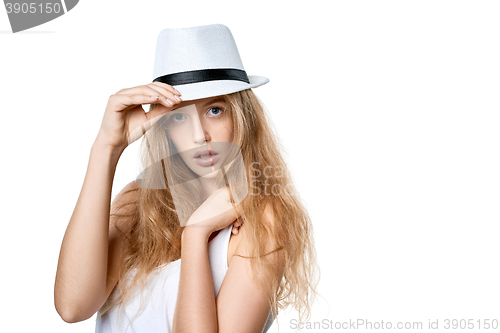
170,75,269,102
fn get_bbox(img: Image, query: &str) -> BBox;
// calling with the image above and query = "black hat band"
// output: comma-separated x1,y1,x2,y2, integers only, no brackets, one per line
153,68,250,86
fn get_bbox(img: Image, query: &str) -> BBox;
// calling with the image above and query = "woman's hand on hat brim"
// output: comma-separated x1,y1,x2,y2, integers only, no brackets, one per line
95,82,182,151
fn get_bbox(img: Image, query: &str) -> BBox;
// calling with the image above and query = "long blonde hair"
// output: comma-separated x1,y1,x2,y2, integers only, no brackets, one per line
96,89,321,330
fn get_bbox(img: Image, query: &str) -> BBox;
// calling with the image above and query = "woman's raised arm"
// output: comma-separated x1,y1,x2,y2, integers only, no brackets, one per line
54,83,181,323
54,138,126,323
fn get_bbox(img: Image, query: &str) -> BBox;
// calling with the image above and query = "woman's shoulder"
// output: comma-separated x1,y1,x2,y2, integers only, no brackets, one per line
226,202,286,286
228,203,280,261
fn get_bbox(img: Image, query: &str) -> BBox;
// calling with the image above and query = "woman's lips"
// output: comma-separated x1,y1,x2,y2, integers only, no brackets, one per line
193,149,218,158
193,150,219,167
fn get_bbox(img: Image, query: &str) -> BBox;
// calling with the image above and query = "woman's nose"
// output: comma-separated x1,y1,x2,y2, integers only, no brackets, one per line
192,116,210,144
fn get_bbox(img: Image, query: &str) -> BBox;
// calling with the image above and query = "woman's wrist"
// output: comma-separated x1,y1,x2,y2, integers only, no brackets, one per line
92,133,126,162
181,225,211,244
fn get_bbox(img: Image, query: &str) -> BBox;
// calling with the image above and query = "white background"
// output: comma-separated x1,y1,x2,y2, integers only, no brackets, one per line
1,1,499,332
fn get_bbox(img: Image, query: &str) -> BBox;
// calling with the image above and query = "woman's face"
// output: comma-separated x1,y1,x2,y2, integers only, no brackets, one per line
160,95,234,177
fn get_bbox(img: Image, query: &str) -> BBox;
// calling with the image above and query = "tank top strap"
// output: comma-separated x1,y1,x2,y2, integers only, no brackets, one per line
208,223,277,332
207,223,233,296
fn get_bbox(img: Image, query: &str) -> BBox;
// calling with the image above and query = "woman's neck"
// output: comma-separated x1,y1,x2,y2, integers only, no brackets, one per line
199,176,218,201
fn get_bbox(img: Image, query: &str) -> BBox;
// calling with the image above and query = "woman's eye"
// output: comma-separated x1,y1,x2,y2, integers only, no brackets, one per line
164,113,187,129
207,107,223,116
169,113,186,122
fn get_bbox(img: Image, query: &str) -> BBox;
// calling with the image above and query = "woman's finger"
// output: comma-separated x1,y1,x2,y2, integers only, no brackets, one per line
125,94,185,144
145,82,183,106
107,93,164,112
128,105,172,143
147,83,180,100
231,218,245,235
231,225,239,235
231,216,243,235
149,81,181,97
115,82,179,98
115,84,181,109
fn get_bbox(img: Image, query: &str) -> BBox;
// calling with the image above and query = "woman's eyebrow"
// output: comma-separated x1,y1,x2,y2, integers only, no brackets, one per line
201,97,226,107
172,97,226,113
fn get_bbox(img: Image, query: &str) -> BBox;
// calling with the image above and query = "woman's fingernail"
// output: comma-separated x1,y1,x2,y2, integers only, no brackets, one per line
173,95,182,102
174,89,181,95
166,98,174,105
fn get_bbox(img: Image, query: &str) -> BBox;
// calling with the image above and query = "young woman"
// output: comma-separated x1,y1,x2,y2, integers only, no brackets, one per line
54,24,320,333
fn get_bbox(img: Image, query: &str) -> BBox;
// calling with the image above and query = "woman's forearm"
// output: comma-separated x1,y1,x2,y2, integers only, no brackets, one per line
172,229,218,333
54,135,124,322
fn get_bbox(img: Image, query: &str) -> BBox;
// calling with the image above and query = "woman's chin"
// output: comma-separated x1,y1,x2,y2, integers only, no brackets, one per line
199,169,220,178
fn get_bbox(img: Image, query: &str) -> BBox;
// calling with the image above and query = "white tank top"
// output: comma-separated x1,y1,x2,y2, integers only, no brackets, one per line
95,224,275,332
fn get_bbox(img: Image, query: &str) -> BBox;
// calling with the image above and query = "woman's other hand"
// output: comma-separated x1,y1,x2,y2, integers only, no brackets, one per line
184,186,241,239
96,82,182,151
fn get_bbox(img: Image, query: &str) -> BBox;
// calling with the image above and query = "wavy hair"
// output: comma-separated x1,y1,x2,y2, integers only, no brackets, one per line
96,89,321,331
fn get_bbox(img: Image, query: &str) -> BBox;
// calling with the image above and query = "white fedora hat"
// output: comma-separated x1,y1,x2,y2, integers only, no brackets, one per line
152,23,269,102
